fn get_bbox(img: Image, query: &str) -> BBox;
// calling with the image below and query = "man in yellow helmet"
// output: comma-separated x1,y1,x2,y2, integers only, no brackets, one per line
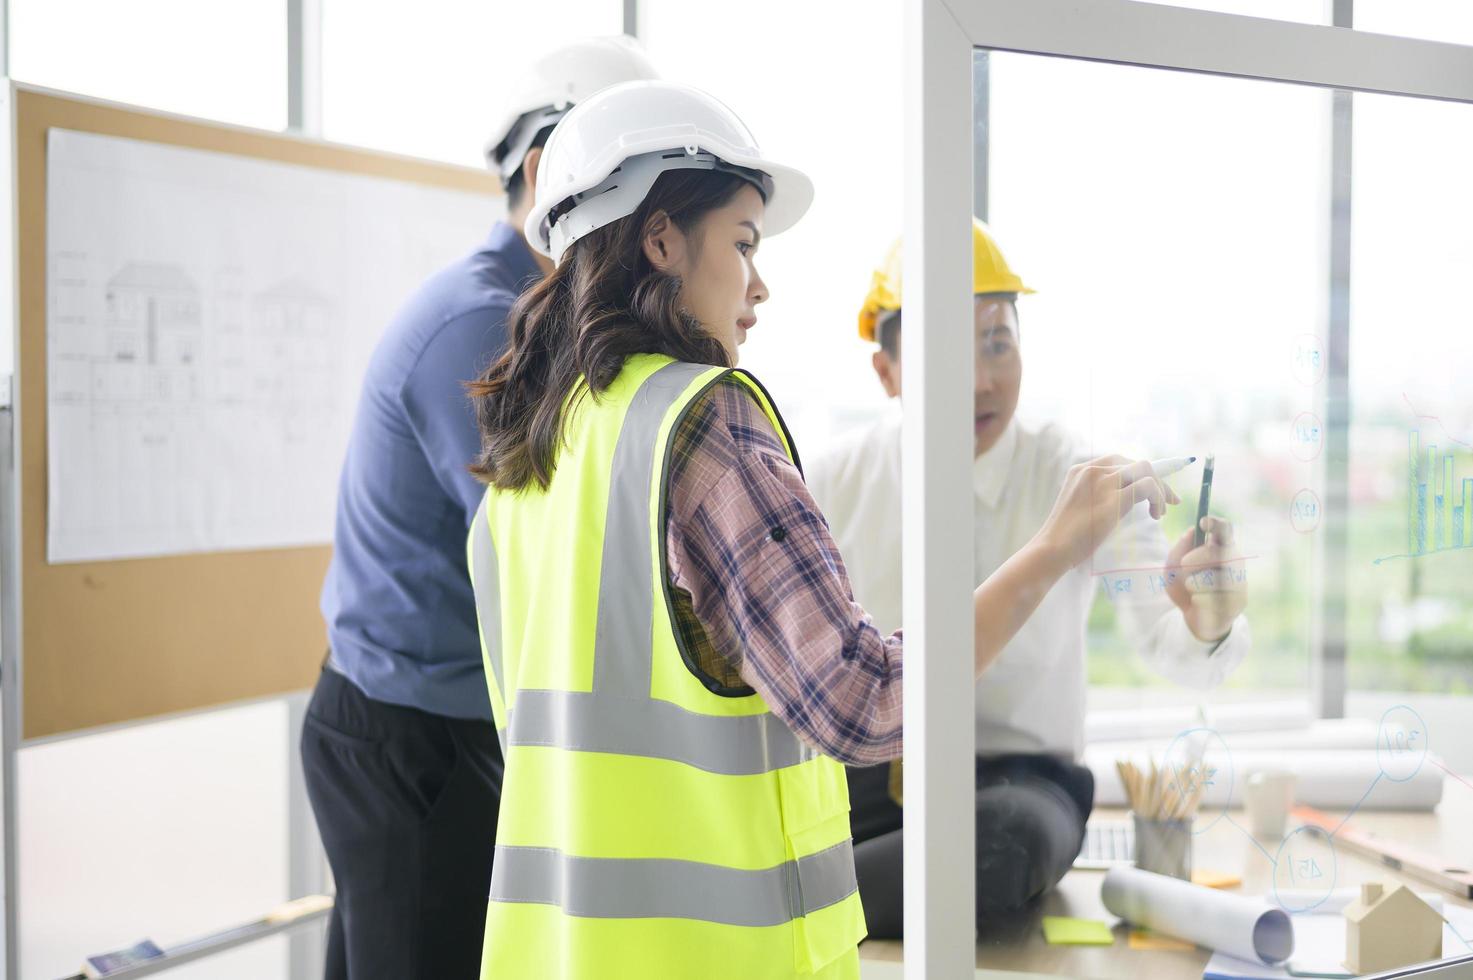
806,219,1251,936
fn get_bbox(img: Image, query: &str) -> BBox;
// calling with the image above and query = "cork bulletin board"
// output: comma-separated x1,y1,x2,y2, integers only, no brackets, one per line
8,84,501,739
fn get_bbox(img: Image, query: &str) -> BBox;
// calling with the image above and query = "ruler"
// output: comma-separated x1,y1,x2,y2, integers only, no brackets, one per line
1291,805,1473,900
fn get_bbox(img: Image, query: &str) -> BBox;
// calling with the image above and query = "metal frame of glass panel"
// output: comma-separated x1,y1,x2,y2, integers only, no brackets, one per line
287,0,323,137
906,1,1473,975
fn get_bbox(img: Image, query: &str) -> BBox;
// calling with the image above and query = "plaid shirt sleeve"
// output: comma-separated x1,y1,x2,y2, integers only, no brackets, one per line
665,377,903,766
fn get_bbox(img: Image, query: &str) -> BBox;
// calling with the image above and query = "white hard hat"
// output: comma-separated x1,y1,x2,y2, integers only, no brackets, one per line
525,80,814,262
485,35,659,186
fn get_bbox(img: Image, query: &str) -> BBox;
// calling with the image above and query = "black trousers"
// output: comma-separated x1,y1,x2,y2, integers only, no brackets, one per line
301,666,504,980
847,754,1094,939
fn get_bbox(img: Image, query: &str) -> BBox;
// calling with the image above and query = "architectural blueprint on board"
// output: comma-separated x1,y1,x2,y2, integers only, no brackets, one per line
46,128,498,563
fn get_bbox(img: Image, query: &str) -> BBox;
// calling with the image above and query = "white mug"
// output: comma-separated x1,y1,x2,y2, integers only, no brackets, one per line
1244,769,1298,840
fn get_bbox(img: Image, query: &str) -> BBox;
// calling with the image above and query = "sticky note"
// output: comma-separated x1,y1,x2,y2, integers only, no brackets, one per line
1128,928,1196,951
1041,916,1115,946
1191,869,1243,890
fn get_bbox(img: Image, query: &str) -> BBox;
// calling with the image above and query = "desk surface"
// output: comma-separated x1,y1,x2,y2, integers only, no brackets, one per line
858,775,1473,977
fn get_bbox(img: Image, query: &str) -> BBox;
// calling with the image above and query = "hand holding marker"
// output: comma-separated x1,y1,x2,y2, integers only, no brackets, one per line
1146,455,1216,545
1043,454,1199,570
1157,452,1246,641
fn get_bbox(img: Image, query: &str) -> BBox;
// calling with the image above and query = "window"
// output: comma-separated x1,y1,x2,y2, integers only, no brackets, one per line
9,0,285,131
1347,92,1473,696
641,0,905,449
987,53,1329,702
321,0,623,166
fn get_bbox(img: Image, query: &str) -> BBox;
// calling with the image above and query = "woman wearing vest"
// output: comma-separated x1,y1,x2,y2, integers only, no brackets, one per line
464,80,1178,979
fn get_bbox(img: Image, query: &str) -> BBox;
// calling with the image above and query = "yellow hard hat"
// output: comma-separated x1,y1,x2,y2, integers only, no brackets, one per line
857,218,1035,342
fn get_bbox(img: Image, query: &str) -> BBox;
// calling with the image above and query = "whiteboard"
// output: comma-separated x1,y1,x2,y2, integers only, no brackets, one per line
45,128,500,563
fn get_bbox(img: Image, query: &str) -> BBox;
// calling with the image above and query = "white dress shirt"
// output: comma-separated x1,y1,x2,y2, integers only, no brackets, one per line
806,406,1249,761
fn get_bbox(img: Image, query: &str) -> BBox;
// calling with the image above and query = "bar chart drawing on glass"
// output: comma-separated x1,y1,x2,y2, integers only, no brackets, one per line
1375,401,1473,564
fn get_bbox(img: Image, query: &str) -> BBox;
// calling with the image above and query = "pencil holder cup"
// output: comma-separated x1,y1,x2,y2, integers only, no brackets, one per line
1132,814,1192,881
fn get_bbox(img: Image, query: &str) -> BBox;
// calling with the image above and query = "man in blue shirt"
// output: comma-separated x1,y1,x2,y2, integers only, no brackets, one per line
301,37,658,979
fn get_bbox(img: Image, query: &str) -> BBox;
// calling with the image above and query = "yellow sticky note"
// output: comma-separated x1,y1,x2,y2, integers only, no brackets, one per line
1128,928,1196,951
1192,869,1242,890
1041,916,1115,946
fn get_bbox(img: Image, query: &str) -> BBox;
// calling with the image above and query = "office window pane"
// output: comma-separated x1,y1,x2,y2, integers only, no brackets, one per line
322,0,623,166
989,52,1328,703
975,52,1469,980
641,0,904,447
9,0,285,131
1347,92,1473,697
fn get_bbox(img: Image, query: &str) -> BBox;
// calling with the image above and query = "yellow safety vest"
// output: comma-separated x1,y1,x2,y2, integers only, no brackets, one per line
468,353,866,979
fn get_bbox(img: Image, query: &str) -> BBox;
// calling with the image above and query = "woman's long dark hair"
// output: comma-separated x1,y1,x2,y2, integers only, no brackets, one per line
467,169,751,493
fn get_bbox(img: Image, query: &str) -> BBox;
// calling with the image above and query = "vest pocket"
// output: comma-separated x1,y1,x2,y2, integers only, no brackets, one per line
788,815,864,973
777,760,864,972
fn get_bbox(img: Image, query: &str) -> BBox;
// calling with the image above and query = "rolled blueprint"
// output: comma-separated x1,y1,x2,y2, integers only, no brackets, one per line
1102,866,1294,964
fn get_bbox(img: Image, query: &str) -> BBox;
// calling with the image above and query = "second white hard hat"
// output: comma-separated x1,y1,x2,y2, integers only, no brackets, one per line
485,35,659,186
525,80,814,262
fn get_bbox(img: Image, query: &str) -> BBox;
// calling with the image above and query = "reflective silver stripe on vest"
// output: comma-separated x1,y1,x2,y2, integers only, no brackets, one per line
591,360,712,698
469,493,505,705
489,840,858,927
506,688,815,776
